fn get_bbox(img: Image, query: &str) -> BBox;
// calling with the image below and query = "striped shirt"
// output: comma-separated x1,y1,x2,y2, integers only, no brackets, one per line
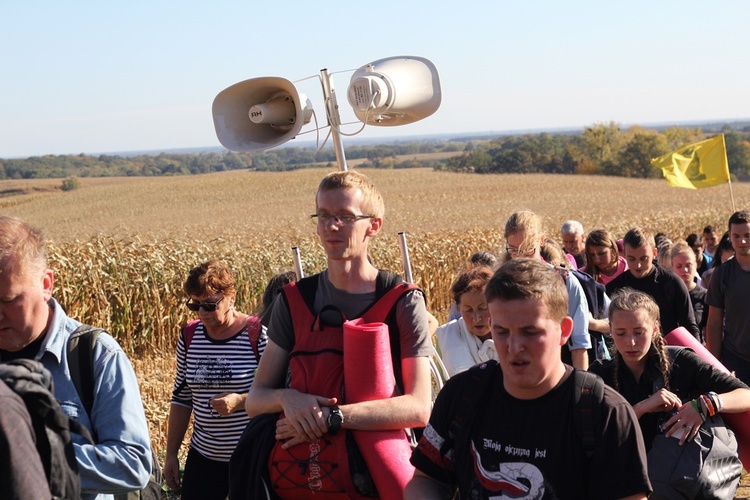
171,321,267,461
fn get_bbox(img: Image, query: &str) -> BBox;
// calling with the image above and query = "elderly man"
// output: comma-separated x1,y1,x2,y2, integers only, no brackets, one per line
561,220,586,269
0,216,151,499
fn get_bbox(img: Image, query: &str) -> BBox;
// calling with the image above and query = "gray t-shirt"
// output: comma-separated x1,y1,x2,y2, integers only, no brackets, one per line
267,270,433,359
706,258,750,360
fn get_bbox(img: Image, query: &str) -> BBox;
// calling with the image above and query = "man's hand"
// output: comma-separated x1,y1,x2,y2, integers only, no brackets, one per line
279,391,337,442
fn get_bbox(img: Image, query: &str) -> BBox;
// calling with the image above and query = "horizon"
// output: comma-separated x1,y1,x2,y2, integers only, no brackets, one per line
3,117,747,160
2,1,749,158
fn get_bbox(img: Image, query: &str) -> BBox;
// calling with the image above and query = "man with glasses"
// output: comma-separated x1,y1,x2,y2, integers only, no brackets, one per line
0,216,151,499
246,170,433,498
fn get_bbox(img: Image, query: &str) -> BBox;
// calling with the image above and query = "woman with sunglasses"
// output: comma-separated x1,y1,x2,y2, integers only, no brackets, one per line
164,260,267,499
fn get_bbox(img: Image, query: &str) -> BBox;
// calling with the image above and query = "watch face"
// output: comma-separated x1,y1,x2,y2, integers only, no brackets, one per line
328,406,343,431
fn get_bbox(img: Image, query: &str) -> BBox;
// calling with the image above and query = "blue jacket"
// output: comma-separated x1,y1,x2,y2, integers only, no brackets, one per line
37,298,151,499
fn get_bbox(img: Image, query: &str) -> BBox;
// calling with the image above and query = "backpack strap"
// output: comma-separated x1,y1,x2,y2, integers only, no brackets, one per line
247,315,263,361
573,369,604,459
440,361,497,459
183,317,263,361
67,324,105,419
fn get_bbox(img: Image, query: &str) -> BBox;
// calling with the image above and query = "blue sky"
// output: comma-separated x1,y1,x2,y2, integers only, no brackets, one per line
1,1,748,158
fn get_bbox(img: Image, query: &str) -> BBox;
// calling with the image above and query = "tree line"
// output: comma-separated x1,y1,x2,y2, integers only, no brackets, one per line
1,123,749,181
439,124,750,180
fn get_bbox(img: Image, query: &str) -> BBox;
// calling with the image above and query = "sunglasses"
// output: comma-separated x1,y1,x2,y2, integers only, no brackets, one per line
185,295,225,312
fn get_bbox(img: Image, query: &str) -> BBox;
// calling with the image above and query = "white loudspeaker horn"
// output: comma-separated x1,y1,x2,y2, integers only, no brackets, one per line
347,56,441,127
212,77,313,151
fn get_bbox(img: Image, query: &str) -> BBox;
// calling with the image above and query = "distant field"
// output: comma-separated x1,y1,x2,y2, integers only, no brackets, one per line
2,167,748,470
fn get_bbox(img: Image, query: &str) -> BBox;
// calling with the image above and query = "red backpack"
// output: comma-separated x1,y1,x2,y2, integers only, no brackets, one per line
268,272,419,499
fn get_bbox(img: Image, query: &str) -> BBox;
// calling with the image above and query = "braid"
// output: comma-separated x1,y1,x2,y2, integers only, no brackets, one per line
613,353,621,392
652,331,671,391
608,287,669,389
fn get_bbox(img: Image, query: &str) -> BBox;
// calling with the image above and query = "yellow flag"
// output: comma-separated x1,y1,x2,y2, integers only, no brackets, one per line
651,134,730,189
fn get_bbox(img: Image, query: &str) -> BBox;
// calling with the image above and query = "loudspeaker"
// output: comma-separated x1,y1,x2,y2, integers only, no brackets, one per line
347,56,441,127
212,77,312,151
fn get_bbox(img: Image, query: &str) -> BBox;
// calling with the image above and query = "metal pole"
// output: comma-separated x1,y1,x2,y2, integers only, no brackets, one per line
319,69,348,171
398,232,413,284
291,246,304,279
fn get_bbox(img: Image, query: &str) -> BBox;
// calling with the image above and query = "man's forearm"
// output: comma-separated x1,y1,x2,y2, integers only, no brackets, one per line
341,392,431,431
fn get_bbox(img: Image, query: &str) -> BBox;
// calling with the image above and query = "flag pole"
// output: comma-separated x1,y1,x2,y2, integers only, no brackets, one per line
728,177,737,213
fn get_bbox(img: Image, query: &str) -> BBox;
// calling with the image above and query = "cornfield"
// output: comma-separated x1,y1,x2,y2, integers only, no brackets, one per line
3,167,748,468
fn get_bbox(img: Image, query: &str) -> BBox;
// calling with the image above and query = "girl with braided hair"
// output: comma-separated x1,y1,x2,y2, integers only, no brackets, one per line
589,288,750,451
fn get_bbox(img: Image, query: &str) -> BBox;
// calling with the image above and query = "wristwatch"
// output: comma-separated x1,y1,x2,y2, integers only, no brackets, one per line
327,405,344,435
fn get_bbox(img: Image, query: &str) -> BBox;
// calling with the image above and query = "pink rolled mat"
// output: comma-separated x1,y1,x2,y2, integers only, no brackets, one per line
665,327,750,469
343,317,414,499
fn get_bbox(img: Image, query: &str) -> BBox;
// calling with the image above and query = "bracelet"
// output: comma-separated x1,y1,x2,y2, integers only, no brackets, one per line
691,399,706,422
700,394,716,417
709,391,724,412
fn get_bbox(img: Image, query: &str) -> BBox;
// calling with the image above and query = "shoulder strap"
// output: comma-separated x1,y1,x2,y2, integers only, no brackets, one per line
573,369,605,459
293,273,321,314
182,320,201,350
67,324,105,418
246,315,262,361
183,317,263,360
441,361,497,458
361,281,419,324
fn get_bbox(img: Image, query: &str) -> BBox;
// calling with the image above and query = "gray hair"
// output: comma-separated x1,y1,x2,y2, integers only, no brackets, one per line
561,220,584,236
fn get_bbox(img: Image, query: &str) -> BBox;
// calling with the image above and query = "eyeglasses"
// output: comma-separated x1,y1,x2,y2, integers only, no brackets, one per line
505,245,536,257
310,214,374,225
186,295,225,312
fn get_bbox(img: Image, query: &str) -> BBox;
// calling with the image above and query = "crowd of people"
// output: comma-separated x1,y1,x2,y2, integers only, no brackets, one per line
2,170,750,499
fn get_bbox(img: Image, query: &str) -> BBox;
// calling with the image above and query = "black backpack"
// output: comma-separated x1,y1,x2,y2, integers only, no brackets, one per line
0,358,87,500
67,325,163,500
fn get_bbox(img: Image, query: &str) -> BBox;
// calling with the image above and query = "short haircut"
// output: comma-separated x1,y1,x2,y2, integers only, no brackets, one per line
184,260,237,298
0,215,48,276
316,170,385,220
728,210,750,231
504,210,543,253
451,265,494,305
623,227,655,250
670,240,696,264
561,220,584,236
703,225,716,235
469,250,499,269
685,233,703,248
485,258,568,322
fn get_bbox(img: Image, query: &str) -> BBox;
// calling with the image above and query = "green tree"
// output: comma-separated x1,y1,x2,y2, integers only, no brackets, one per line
664,126,702,151
613,132,667,178
581,121,624,170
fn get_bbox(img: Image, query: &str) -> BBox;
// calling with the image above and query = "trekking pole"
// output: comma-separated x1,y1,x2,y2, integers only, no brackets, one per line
291,246,304,279
399,231,449,395
398,232,413,284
